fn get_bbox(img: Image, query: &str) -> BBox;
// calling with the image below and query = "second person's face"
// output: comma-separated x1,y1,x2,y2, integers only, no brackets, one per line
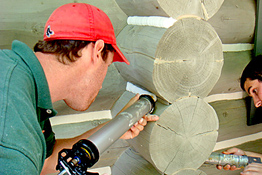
244,78,262,108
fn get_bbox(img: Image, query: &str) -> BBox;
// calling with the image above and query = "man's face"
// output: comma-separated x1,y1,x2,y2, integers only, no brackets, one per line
64,43,114,111
244,78,262,108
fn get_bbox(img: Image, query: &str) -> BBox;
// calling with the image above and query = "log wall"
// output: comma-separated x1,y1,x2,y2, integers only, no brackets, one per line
1,1,259,175
113,0,225,173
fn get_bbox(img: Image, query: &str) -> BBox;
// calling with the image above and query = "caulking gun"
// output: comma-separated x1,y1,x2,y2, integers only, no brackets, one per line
205,152,262,168
56,94,156,175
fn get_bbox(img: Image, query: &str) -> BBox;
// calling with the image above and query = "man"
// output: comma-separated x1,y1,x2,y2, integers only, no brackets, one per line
217,56,262,174
0,3,159,174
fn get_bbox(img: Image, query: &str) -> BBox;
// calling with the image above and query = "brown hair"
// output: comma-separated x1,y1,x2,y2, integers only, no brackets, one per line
240,55,262,91
34,40,115,64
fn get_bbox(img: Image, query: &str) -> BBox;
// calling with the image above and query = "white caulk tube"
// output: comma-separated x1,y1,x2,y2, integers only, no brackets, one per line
87,95,155,155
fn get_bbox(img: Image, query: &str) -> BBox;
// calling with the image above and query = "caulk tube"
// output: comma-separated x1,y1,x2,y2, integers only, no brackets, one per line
87,95,155,155
205,152,249,168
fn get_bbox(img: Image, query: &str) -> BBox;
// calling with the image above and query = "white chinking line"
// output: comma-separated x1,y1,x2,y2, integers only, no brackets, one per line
127,16,257,150
127,16,177,28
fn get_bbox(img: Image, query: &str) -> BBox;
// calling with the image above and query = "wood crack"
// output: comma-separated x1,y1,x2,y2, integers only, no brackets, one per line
157,123,183,136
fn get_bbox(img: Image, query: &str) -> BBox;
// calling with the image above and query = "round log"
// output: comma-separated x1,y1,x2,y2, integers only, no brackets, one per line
208,0,256,44
124,94,219,174
115,0,224,20
115,18,223,103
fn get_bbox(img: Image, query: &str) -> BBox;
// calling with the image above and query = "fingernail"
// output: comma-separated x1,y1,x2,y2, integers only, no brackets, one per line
139,118,144,123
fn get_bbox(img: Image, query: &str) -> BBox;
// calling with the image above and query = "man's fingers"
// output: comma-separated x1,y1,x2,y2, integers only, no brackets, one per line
230,165,239,171
138,118,147,126
130,126,140,138
136,124,145,131
223,164,231,170
216,165,222,170
120,111,159,140
223,148,239,154
143,114,159,121
223,148,245,156
131,124,143,132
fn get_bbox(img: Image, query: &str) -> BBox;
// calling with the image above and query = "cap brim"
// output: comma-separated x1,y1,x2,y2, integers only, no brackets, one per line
112,44,130,65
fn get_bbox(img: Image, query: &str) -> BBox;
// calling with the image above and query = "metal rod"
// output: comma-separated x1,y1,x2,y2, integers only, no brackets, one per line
87,95,154,155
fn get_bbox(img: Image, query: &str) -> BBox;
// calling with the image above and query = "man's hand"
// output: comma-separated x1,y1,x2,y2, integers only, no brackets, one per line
118,94,159,140
120,114,159,139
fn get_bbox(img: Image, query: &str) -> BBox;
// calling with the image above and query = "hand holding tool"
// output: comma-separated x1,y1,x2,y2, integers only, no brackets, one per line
56,95,156,175
205,152,262,168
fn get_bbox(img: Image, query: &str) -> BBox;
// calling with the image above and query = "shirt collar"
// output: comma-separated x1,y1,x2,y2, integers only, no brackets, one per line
11,40,55,112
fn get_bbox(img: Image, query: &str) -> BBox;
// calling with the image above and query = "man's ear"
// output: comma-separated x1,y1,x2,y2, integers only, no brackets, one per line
92,39,105,62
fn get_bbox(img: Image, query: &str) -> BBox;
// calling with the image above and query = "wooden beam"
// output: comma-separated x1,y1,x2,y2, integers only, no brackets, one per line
208,0,256,44
209,98,262,142
208,50,252,95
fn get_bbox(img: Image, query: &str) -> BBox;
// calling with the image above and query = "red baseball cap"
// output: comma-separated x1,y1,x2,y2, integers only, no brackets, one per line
43,3,129,65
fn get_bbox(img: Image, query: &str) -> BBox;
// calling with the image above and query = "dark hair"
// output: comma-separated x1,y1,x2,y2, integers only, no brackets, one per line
240,55,262,91
34,40,115,64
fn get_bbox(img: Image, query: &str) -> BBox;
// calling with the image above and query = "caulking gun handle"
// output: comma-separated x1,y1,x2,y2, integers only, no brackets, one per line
248,156,262,164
